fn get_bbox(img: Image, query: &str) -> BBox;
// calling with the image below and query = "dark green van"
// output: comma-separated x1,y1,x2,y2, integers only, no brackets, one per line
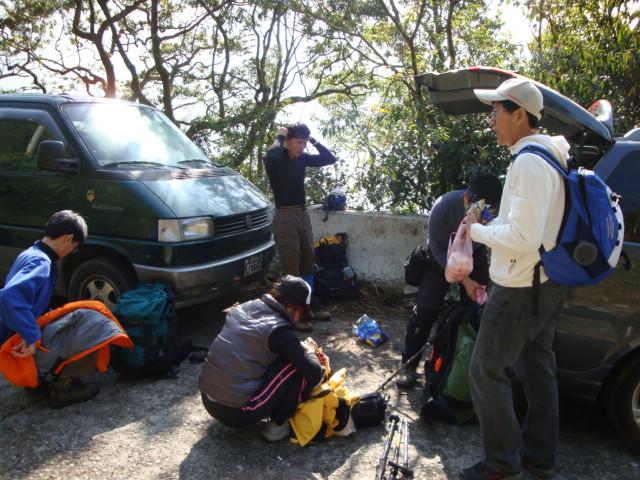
0,94,275,310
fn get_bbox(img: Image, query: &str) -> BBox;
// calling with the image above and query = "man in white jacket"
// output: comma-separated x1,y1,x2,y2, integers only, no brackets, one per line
460,79,569,480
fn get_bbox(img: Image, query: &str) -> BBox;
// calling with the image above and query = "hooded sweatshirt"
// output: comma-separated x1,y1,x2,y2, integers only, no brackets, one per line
469,134,570,288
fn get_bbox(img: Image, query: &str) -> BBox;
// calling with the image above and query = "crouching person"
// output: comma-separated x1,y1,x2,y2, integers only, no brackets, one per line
0,210,133,408
198,275,327,441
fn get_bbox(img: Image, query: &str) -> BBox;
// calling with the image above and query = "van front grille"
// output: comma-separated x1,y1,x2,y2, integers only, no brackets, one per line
214,208,270,237
212,233,272,259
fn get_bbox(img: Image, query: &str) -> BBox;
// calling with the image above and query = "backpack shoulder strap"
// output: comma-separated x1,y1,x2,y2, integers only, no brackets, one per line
513,144,569,177
513,145,572,316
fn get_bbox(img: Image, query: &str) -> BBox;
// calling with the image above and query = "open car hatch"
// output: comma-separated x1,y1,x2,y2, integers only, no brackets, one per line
415,66,613,146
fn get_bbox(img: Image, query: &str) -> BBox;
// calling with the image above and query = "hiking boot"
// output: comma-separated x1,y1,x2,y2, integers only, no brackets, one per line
263,421,290,442
49,377,100,409
294,319,313,333
311,309,332,321
522,461,553,479
460,462,523,480
310,295,332,321
395,364,417,388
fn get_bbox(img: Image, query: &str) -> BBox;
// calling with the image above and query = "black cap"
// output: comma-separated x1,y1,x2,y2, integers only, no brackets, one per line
274,275,312,316
469,173,503,209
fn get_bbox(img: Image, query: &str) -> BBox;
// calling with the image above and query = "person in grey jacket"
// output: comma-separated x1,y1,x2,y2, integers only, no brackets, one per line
198,275,327,442
396,174,503,388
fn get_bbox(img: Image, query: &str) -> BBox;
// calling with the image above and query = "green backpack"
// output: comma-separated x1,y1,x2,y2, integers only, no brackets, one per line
420,303,481,424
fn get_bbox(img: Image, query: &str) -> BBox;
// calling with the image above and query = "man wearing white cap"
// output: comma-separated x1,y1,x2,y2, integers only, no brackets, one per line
460,78,570,480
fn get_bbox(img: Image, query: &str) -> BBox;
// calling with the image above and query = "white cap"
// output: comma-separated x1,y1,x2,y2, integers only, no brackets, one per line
474,78,543,120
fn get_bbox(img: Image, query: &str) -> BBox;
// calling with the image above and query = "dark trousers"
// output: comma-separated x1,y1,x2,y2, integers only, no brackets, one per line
201,356,309,428
470,280,567,473
401,248,489,367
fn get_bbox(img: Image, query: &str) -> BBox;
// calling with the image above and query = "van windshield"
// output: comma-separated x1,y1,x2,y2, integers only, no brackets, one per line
62,103,213,169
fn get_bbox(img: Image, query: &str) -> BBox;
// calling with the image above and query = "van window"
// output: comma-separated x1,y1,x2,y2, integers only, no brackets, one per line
606,150,640,243
62,103,211,168
0,108,65,174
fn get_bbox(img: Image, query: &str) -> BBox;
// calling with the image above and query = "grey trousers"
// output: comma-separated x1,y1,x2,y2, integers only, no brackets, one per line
469,280,567,474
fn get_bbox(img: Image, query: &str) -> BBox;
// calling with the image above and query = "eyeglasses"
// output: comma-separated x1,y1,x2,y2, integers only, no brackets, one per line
489,109,507,119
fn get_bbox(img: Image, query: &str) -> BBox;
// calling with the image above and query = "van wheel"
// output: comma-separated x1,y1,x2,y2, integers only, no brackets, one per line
68,258,137,311
603,354,640,452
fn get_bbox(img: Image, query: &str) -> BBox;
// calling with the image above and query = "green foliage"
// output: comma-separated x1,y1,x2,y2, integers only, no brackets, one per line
523,0,640,133
2,0,637,214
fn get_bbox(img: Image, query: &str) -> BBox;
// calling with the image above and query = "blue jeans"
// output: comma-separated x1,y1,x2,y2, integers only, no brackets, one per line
469,280,567,474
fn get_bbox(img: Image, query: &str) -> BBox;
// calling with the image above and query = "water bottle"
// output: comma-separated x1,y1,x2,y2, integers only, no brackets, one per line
343,266,355,279
353,314,372,335
573,240,598,266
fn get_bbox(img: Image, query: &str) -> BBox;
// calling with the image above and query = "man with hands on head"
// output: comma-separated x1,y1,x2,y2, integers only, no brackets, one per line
263,123,338,330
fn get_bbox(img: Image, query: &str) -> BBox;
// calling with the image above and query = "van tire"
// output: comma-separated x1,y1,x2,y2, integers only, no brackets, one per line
68,258,137,312
603,354,640,453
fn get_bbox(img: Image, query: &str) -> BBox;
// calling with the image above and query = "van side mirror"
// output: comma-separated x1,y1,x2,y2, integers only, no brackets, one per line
37,140,79,173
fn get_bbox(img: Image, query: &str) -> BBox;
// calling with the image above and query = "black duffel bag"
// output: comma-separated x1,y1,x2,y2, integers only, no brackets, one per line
404,245,428,287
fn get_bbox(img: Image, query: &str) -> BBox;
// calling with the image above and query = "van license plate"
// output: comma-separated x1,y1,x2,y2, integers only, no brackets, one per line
244,253,263,276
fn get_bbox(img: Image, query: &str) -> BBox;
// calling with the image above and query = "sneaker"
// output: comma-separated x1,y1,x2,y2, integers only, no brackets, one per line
263,421,290,442
522,461,553,479
460,462,523,480
395,364,417,388
294,319,313,332
49,377,100,409
311,309,332,321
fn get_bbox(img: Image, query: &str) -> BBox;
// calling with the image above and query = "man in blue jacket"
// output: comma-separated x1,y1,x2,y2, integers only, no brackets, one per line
0,210,102,407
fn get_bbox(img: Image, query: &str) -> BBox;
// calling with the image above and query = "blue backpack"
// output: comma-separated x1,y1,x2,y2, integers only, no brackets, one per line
322,189,347,222
515,145,625,305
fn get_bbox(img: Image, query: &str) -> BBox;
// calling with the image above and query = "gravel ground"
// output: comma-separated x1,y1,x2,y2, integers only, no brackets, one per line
1,279,639,479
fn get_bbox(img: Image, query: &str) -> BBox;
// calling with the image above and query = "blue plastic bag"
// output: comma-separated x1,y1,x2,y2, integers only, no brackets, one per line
353,315,389,347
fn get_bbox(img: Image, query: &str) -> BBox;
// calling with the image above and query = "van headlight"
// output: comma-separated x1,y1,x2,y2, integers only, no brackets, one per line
158,217,214,242
266,202,275,222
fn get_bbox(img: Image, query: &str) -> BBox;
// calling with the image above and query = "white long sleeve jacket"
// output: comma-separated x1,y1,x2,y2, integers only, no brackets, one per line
469,134,570,288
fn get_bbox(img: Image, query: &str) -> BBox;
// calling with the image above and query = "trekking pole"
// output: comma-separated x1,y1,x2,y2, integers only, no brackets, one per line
375,414,400,480
377,342,430,392
388,418,403,480
388,419,414,478
402,418,412,477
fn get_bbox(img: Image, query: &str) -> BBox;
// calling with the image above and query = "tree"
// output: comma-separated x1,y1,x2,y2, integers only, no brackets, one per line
2,0,563,212
523,0,640,133
290,0,520,211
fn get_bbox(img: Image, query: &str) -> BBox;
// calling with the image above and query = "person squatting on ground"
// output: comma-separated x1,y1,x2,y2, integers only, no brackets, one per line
0,210,131,408
198,275,328,442
395,174,503,388
460,79,569,480
263,123,338,331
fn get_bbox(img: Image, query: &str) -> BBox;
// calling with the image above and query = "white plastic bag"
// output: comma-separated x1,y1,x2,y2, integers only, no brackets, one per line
445,220,473,283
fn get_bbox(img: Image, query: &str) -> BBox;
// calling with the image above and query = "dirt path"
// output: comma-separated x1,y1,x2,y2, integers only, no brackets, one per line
1,280,639,479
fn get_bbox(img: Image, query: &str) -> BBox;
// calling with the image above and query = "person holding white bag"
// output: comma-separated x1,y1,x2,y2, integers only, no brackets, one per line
461,78,570,480
395,174,503,388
